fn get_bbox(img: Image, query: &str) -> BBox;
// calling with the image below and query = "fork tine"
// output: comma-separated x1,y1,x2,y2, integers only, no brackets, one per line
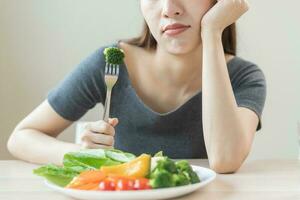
112,64,116,75
116,65,119,76
109,64,113,74
114,65,118,75
105,63,120,76
105,63,109,74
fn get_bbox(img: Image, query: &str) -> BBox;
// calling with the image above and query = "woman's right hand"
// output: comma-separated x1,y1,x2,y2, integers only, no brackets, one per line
80,118,119,149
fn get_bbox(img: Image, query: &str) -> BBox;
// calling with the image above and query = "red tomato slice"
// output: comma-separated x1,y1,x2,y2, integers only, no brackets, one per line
99,179,115,191
133,178,151,190
115,179,135,191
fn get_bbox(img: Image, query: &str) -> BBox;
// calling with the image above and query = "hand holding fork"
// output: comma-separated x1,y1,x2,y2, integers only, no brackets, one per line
81,48,124,149
79,49,121,149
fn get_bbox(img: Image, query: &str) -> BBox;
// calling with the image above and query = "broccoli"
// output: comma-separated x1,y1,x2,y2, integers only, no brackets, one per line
149,157,200,189
149,169,175,188
188,170,200,184
176,160,200,184
103,47,125,65
155,157,177,174
172,172,190,186
175,160,193,172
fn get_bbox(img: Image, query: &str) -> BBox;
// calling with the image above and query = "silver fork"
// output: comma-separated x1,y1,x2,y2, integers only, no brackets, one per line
103,63,119,122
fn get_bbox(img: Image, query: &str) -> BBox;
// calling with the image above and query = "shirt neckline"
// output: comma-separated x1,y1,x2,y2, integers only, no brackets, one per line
114,41,237,117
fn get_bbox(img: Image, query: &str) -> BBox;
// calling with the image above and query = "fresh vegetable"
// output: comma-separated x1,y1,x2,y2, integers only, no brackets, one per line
133,178,151,190
172,173,190,186
98,176,151,191
149,169,174,188
63,149,135,173
150,151,168,172
69,182,99,191
33,149,135,187
100,154,151,178
67,171,151,191
99,179,115,191
115,178,135,191
66,170,106,190
153,151,163,157
104,149,136,163
155,157,177,174
176,160,200,184
34,149,201,191
33,164,79,187
103,47,125,65
149,157,200,188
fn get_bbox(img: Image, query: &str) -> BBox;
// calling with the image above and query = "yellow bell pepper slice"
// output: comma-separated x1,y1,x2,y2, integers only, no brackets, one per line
100,154,151,178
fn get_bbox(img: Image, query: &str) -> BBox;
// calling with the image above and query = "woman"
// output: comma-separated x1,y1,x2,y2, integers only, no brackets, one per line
7,0,266,173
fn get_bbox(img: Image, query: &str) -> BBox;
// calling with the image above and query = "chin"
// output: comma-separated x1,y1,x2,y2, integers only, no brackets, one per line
164,40,200,55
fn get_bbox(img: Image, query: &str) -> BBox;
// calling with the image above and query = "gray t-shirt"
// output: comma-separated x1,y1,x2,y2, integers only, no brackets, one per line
48,42,267,159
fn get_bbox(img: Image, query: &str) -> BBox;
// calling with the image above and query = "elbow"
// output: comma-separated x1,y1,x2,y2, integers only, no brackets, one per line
209,158,244,174
7,130,34,163
210,162,240,174
207,132,251,174
7,131,20,158
7,133,16,157
7,127,27,160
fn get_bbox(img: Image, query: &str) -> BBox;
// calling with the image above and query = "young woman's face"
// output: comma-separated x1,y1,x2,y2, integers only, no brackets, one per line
140,0,213,55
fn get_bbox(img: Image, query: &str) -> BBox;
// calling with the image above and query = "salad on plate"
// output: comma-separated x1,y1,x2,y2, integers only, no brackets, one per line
33,149,200,191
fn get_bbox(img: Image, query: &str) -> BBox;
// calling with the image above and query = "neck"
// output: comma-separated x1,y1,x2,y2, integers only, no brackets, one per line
153,44,203,87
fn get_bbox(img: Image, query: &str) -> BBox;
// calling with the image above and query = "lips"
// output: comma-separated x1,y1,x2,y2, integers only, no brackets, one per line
162,23,191,36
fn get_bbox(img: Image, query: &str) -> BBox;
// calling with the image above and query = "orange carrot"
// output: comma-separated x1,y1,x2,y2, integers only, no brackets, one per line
77,183,99,190
66,170,106,189
77,170,106,183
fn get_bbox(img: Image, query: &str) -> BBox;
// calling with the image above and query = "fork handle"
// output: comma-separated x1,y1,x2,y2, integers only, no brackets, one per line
103,90,112,122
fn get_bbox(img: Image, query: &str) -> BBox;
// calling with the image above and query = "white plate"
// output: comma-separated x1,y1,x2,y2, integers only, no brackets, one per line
45,165,216,200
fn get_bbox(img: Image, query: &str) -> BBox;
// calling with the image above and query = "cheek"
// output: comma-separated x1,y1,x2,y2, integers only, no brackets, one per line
190,0,214,22
142,11,157,31
140,2,160,33
141,2,151,19
201,0,215,14
140,0,158,19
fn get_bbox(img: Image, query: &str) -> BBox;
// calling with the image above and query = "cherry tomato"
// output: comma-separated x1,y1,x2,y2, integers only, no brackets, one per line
99,179,115,191
115,178,135,191
133,178,151,190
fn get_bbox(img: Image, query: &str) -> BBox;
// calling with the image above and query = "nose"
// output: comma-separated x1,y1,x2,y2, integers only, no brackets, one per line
162,0,183,18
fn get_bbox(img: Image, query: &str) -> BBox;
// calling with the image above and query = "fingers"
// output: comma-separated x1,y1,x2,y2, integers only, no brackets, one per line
79,118,119,149
108,118,119,127
82,131,114,146
81,140,114,150
85,119,117,136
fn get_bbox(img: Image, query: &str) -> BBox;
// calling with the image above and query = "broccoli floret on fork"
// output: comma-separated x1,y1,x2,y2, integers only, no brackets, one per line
103,47,125,65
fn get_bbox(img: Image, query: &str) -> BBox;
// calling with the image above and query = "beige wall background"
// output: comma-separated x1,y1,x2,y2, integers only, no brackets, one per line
1,0,299,160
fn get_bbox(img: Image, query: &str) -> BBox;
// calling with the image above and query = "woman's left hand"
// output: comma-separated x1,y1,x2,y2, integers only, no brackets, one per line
201,0,250,34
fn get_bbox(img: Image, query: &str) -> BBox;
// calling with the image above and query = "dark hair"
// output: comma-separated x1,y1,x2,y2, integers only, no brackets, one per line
122,21,237,56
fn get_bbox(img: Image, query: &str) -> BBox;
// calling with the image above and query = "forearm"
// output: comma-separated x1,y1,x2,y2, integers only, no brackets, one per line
201,31,249,172
7,129,81,166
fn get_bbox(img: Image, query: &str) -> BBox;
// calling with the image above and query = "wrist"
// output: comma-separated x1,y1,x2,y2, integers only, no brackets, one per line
201,28,223,40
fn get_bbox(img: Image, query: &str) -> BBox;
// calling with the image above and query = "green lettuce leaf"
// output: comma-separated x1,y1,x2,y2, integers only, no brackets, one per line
63,149,135,172
33,148,136,187
105,149,136,163
33,164,79,187
63,149,111,172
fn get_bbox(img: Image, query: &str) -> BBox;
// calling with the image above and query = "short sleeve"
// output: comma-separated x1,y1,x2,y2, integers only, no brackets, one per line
232,64,267,131
47,47,107,121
